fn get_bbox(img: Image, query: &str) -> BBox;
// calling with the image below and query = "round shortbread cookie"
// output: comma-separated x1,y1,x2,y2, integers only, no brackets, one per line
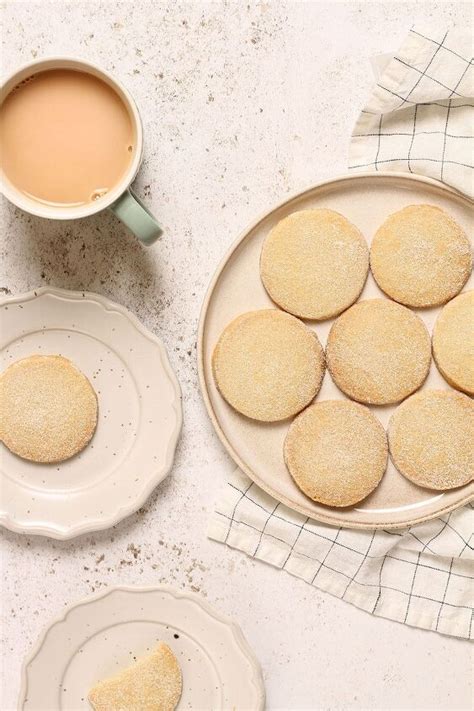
370,204,472,308
432,290,474,395
0,354,98,463
388,390,474,490
326,299,431,405
284,400,388,507
260,209,369,320
212,309,325,422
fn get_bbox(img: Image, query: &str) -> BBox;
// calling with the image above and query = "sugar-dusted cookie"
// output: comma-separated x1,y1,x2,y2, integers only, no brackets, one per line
212,309,325,421
432,290,474,395
388,390,474,490
370,204,472,307
284,400,387,507
0,354,98,463
260,209,369,320
88,642,182,711
326,299,431,405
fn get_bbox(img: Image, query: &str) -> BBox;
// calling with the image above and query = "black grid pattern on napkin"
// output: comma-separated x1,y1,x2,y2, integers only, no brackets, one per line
212,475,474,639
349,28,474,185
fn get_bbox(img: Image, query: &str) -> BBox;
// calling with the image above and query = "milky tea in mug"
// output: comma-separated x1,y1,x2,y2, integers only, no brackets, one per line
0,68,135,206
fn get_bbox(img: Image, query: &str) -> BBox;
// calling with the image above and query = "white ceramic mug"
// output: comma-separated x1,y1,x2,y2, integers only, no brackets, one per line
0,57,162,245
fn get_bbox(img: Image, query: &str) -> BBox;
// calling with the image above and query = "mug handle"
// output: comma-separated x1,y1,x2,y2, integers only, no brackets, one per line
110,188,163,246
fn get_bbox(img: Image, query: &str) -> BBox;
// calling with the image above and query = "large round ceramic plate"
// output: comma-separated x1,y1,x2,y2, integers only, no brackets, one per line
0,287,182,538
18,586,265,710
198,173,474,529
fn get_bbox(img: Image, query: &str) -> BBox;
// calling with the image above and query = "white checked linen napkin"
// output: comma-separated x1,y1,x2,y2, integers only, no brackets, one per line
208,27,474,639
349,26,474,197
209,470,473,639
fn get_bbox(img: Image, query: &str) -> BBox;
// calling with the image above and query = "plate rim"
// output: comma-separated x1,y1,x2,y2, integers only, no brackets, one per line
17,584,266,711
0,286,183,539
197,171,474,530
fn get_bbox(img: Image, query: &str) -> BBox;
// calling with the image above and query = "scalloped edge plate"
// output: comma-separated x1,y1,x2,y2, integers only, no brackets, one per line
0,287,182,538
18,585,265,710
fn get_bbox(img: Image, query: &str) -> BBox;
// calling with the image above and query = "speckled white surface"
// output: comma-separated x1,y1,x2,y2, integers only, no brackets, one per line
1,2,472,710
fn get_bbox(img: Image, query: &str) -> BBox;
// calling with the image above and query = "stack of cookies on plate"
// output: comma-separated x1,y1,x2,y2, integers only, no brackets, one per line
212,205,473,507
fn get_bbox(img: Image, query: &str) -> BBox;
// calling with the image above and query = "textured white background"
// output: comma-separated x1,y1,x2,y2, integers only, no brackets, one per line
1,2,472,709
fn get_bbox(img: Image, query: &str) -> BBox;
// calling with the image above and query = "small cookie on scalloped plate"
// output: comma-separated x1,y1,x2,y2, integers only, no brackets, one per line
0,354,98,463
